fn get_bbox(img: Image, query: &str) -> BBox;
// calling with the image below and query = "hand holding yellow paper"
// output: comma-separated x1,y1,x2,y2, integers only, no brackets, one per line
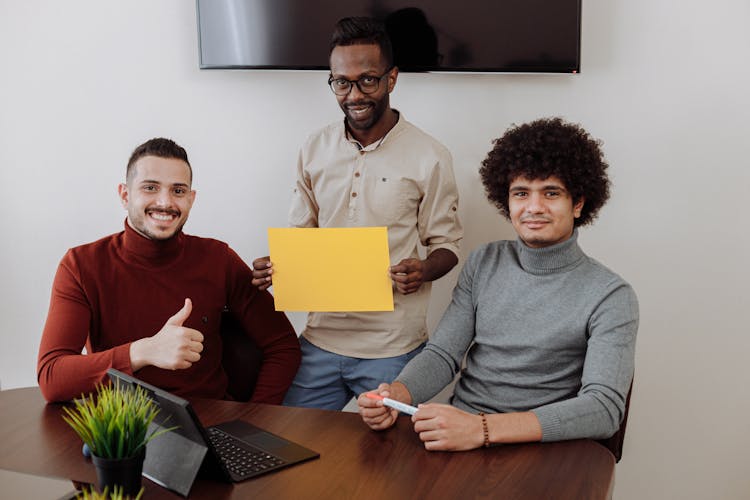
268,227,394,312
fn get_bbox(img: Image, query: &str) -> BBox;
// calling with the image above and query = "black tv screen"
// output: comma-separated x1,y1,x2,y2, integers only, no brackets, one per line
196,0,581,73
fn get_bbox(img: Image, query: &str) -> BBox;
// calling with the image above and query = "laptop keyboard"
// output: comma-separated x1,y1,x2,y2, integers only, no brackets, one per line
207,427,286,479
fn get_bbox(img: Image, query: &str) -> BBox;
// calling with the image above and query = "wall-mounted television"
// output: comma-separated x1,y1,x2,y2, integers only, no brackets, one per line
196,0,582,73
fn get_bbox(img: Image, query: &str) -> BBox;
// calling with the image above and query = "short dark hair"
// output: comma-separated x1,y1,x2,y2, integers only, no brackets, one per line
479,117,611,227
126,137,192,184
330,17,394,69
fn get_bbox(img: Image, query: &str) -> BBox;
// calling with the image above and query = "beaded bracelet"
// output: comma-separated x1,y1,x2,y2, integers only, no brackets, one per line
479,412,490,448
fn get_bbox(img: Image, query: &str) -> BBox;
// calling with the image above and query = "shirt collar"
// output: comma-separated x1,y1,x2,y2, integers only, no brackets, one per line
344,109,403,152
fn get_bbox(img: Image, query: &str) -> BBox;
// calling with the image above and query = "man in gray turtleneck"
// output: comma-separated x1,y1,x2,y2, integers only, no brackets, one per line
358,117,638,451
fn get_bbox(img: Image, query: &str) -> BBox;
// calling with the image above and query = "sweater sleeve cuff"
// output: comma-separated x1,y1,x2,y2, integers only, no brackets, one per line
531,406,563,442
112,343,135,375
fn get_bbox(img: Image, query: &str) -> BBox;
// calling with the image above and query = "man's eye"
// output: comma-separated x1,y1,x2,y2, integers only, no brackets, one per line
174,188,186,195
333,79,349,88
360,76,377,85
546,191,561,197
143,185,157,192
513,192,527,198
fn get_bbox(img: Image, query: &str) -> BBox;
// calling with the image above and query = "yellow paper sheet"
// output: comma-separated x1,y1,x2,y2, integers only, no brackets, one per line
268,227,393,312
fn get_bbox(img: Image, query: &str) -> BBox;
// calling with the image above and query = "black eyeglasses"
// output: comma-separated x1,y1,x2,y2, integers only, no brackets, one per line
327,68,393,96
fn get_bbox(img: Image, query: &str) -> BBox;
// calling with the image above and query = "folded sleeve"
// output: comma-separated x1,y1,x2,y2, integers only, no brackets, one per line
417,149,462,258
288,147,319,228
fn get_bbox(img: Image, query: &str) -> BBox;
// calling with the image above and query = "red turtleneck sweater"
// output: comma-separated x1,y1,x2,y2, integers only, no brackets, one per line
37,222,300,403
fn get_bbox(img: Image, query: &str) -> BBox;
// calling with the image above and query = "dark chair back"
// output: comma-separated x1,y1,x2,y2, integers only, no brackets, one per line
596,379,634,463
220,309,263,402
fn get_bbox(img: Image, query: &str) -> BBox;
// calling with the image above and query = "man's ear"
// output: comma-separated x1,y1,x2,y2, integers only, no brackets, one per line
387,66,399,93
573,197,585,218
117,183,129,209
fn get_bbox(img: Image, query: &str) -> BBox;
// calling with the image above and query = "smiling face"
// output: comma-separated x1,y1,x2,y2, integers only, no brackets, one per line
118,155,195,241
508,176,584,248
329,43,397,139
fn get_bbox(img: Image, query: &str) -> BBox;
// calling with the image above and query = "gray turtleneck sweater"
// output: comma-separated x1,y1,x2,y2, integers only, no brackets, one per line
396,231,638,442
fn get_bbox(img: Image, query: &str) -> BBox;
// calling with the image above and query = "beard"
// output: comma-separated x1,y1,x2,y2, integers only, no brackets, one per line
137,220,186,241
128,208,186,241
342,94,389,131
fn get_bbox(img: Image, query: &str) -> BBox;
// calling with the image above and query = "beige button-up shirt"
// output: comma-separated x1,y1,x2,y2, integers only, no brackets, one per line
289,113,463,358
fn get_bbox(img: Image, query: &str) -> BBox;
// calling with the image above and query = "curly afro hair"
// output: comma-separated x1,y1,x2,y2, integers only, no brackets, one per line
479,117,610,227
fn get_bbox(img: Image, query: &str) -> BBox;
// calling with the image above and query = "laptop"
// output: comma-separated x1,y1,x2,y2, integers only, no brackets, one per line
0,469,84,500
106,369,319,497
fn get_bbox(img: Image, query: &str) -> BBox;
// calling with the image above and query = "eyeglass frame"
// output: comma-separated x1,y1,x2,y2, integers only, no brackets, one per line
327,67,395,96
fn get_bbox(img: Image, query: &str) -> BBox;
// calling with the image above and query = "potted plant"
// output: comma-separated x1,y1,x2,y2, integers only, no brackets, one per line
76,484,144,500
63,381,172,496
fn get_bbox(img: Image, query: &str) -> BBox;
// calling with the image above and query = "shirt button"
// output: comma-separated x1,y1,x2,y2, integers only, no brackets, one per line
354,172,360,177
351,192,358,197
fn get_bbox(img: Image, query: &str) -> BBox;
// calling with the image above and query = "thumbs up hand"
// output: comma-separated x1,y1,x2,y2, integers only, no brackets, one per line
129,298,205,372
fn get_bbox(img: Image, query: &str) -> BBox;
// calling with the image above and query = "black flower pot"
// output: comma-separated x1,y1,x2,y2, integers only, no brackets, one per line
91,447,145,496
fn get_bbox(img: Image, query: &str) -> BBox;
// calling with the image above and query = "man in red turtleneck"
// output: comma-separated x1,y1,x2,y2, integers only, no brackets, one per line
37,138,301,403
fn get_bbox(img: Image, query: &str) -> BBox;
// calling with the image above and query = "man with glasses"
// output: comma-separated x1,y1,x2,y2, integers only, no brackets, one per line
252,17,462,410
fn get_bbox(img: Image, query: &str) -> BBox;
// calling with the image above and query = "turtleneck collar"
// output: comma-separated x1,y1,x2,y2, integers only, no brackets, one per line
121,219,185,267
515,229,585,275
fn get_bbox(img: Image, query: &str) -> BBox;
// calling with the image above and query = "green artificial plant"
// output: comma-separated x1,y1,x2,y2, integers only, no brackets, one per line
76,485,144,500
62,382,173,459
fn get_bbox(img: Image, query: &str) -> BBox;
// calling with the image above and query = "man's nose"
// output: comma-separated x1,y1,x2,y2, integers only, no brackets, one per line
346,82,366,100
154,190,173,207
525,193,545,212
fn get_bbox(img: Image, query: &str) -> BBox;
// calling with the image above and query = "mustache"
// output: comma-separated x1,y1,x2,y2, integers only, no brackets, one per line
344,100,375,109
519,215,552,223
146,208,180,216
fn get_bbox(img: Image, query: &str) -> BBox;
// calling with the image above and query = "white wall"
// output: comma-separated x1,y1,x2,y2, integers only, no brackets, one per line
1,1,748,498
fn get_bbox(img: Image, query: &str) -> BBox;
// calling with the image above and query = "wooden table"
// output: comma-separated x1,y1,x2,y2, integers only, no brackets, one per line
0,388,614,499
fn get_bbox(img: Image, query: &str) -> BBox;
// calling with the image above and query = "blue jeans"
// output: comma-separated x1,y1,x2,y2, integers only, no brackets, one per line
282,337,424,410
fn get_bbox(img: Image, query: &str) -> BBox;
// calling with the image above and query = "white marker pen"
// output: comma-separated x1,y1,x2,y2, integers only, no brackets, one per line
366,392,419,416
